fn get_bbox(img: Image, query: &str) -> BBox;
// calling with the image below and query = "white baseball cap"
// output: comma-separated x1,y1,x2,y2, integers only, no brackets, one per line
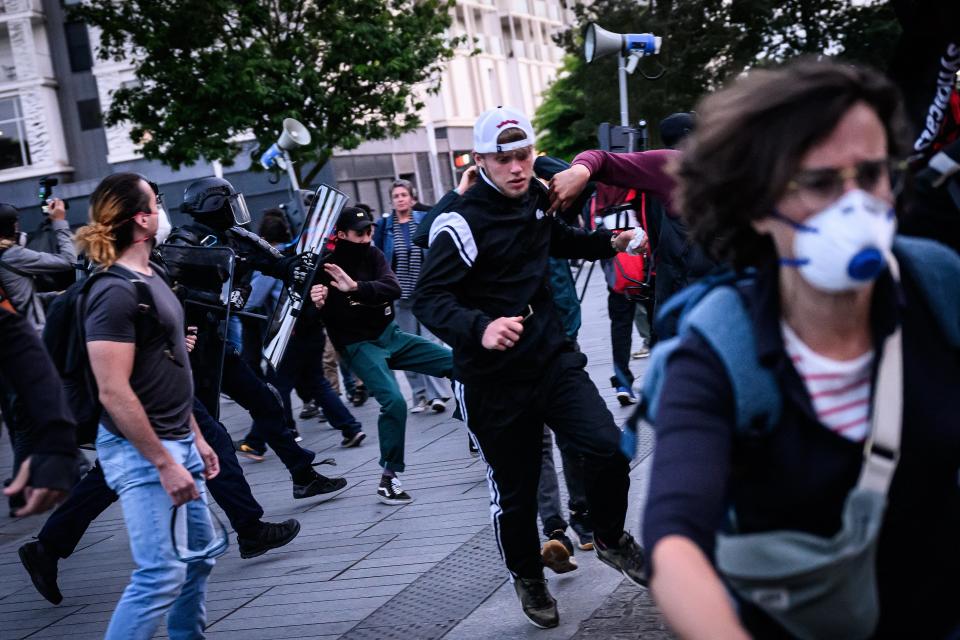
474,106,536,154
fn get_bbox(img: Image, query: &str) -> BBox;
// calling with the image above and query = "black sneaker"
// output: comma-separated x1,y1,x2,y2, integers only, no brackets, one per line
298,400,320,420
238,519,301,559
569,510,595,551
19,541,63,605
429,398,446,413
541,530,578,574
290,426,303,443
377,475,412,505
595,531,648,587
293,461,348,501
350,384,368,407
235,440,266,462
341,430,366,448
513,577,559,629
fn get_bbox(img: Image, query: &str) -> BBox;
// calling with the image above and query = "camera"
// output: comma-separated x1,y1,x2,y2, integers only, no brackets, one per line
38,176,69,215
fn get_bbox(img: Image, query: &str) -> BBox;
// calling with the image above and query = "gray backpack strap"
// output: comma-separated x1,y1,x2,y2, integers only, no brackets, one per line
893,235,960,348
684,287,781,436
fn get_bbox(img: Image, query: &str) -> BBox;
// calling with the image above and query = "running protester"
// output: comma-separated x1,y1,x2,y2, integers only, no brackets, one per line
412,106,646,629
309,207,453,505
373,179,451,413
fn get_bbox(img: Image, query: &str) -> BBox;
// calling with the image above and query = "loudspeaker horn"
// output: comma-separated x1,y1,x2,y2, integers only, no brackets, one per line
276,118,312,151
584,23,623,63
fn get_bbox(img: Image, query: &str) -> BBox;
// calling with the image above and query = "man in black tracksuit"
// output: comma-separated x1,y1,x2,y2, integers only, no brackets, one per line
412,106,646,629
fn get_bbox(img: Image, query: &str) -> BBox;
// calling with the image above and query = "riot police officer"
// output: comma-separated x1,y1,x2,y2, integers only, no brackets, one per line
165,176,345,501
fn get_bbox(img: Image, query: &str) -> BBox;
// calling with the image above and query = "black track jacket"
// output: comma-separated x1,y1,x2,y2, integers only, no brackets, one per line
412,171,616,385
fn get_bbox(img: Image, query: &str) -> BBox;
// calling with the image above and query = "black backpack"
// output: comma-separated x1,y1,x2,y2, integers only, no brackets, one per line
43,263,170,444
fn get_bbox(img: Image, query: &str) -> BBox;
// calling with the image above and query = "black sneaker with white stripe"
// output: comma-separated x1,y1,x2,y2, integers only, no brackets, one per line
377,475,412,505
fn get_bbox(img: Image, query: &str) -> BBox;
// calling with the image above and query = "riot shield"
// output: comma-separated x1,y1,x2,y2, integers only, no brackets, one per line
263,184,348,371
158,245,236,419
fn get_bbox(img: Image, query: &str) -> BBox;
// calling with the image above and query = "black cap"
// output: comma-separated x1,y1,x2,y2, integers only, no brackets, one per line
0,203,19,220
336,206,375,232
659,112,695,149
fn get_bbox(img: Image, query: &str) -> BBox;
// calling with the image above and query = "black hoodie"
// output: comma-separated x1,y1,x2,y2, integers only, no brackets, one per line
315,240,401,350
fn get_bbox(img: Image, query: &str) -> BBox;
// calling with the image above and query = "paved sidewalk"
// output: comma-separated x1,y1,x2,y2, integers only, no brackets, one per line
0,269,669,639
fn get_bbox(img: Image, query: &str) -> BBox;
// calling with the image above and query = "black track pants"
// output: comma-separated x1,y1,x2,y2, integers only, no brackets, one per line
455,350,630,580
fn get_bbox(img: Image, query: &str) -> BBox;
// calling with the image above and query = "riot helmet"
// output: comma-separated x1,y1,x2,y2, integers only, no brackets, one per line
181,177,252,230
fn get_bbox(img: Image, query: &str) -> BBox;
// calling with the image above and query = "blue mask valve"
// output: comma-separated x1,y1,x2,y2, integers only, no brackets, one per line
847,247,884,281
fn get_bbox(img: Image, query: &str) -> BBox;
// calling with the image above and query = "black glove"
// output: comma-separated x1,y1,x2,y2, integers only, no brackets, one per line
287,251,319,288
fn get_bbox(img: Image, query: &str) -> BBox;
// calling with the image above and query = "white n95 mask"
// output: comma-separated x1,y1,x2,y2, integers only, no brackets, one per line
156,205,172,245
776,189,896,293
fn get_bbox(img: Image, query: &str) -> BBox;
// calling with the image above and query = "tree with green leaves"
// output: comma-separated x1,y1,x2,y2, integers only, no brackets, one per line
534,0,900,160
74,0,461,186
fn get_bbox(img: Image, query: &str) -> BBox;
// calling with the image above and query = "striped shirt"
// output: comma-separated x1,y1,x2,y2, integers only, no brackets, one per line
781,322,874,442
392,217,421,299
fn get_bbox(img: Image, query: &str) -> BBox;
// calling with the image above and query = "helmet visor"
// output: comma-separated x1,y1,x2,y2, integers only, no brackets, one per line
229,193,251,226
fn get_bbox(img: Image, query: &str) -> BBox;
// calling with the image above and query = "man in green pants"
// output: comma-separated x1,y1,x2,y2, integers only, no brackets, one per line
309,206,453,505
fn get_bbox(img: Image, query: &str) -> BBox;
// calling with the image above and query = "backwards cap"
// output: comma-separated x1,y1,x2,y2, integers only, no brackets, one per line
474,106,536,154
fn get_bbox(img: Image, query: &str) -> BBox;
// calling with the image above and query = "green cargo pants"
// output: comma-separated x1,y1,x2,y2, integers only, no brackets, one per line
340,322,453,473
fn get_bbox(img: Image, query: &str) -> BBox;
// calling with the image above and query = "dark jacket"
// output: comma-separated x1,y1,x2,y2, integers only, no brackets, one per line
412,171,616,385
0,308,78,491
373,209,428,267
643,252,960,638
315,242,401,350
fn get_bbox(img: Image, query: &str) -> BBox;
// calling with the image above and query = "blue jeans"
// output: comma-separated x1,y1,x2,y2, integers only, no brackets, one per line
97,426,215,640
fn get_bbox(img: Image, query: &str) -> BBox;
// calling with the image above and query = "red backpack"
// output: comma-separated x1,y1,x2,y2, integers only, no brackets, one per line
594,190,649,297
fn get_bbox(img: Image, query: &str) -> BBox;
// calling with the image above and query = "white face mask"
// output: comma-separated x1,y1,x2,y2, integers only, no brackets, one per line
776,189,896,293
156,205,172,245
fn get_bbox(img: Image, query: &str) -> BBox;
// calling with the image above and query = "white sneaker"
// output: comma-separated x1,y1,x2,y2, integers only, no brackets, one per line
632,345,651,359
410,398,429,413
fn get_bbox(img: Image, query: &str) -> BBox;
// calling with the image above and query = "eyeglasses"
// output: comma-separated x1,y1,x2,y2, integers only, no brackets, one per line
786,158,900,208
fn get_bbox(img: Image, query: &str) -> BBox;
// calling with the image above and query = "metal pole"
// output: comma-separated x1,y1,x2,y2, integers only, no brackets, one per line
282,149,301,193
618,53,634,152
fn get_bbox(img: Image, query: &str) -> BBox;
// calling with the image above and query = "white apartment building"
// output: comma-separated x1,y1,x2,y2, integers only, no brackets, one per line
0,0,573,218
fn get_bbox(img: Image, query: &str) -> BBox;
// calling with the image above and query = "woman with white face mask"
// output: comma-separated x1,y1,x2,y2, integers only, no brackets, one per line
642,60,960,639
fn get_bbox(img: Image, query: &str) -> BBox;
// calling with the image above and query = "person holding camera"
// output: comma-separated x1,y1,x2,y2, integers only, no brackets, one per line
0,200,76,332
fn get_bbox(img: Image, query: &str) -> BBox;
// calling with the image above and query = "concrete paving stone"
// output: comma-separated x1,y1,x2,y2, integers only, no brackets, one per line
333,563,439,581
207,609,368,632
213,595,389,621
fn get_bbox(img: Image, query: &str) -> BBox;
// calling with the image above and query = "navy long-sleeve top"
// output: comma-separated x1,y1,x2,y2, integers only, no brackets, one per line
642,251,960,638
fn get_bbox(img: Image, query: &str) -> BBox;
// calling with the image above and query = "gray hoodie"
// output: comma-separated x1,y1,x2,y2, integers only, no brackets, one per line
0,218,76,331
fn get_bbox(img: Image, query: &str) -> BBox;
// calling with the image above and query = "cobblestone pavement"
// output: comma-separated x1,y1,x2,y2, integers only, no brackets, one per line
0,268,669,639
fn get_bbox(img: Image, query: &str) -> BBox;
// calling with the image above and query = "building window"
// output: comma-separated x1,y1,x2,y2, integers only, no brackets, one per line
0,96,31,170
64,21,93,72
77,97,103,130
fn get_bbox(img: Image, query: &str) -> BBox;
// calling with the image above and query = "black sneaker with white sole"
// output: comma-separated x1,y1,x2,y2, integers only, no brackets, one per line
595,531,648,587
377,475,412,505
513,577,559,629
429,398,446,413
292,460,348,500
238,519,301,559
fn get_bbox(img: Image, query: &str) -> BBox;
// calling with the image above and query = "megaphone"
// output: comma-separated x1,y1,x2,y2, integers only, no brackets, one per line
260,118,312,170
584,23,661,63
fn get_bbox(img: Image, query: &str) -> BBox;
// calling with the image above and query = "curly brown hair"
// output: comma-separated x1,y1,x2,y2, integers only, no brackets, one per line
675,58,911,269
